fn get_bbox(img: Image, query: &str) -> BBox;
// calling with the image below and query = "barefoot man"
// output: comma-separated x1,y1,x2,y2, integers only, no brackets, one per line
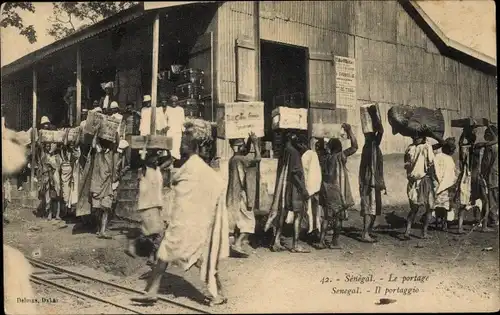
226,132,261,257
131,131,229,306
265,131,311,253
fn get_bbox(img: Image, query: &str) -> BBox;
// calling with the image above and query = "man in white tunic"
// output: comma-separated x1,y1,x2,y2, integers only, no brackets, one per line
99,82,115,111
139,95,168,136
165,96,185,160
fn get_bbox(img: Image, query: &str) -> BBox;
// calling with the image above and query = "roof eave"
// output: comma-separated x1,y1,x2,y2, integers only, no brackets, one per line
401,0,496,71
1,3,146,78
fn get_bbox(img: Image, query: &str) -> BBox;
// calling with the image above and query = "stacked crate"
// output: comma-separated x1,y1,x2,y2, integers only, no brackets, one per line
172,68,205,118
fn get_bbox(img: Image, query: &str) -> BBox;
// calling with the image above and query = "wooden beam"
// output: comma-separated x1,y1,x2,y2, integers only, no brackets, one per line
254,1,261,101
30,69,37,191
150,12,160,135
76,46,82,126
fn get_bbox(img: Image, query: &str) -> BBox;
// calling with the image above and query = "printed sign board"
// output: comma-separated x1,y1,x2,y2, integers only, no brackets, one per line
334,56,356,109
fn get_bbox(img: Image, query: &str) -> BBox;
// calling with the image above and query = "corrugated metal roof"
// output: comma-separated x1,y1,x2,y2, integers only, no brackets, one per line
143,1,218,11
1,0,495,78
1,4,145,78
1,2,221,78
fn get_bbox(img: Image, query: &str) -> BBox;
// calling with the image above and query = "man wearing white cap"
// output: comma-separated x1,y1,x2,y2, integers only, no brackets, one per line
99,81,116,112
139,95,168,136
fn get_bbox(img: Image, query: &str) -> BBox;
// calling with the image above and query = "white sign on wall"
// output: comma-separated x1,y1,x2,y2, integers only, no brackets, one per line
334,56,356,109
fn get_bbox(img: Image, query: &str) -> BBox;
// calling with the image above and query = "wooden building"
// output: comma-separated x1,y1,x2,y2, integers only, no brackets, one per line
1,1,497,210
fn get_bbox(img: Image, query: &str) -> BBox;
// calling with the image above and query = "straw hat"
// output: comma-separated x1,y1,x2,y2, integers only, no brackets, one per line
110,101,119,109
40,116,50,125
143,95,152,103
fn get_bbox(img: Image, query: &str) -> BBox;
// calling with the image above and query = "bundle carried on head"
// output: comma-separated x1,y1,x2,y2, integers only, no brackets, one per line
387,105,445,138
183,118,216,143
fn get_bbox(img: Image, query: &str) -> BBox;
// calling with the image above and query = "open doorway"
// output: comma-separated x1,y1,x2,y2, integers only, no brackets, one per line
260,40,308,157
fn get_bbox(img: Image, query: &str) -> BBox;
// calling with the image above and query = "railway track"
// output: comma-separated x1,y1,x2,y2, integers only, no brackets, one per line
27,257,211,314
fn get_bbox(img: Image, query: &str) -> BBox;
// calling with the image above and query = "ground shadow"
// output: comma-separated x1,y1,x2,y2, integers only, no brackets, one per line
384,211,407,229
157,272,207,305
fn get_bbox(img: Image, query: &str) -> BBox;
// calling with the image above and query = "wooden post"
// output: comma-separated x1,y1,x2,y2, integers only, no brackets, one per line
254,1,261,101
30,69,37,191
150,12,160,135
76,46,82,126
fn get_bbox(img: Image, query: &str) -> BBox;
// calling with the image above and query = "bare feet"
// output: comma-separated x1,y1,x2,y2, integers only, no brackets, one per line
270,244,286,252
480,226,493,233
314,241,327,250
230,245,250,258
421,234,431,239
361,234,377,243
402,233,411,240
131,293,158,304
290,245,311,253
205,295,228,306
457,229,466,235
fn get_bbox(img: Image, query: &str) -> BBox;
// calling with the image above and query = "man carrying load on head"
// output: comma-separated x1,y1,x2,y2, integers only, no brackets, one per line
226,132,261,258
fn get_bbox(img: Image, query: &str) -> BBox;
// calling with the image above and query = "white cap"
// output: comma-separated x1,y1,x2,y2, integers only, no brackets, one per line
93,107,103,113
104,81,114,89
40,116,50,125
110,101,119,109
118,140,129,150
143,95,152,103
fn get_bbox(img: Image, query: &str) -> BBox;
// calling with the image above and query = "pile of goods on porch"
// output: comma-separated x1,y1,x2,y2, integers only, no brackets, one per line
162,66,206,118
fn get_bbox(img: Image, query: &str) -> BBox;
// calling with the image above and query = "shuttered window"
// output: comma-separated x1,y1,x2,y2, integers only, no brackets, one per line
188,31,214,120
235,36,256,102
308,51,335,110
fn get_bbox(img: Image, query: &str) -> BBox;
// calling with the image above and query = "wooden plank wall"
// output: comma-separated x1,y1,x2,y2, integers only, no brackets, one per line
215,0,496,158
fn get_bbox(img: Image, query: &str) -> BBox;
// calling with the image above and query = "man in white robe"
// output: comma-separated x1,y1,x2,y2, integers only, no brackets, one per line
165,96,185,160
139,95,168,136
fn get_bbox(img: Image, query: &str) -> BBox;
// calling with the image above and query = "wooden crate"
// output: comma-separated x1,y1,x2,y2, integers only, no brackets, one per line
129,135,173,150
451,118,489,128
83,111,122,143
83,111,105,135
271,107,308,130
216,102,264,139
39,130,65,143
359,103,381,134
100,116,122,142
311,122,347,139
67,127,80,143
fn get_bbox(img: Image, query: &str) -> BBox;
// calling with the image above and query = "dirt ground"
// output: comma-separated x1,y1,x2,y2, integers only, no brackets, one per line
4,201,499,313
3,155,499,313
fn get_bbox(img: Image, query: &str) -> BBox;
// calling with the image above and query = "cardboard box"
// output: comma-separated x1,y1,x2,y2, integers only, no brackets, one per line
129,135,173,150
39,130,65,143
271,107,308,130
216,102,264,139
360,103,381,134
